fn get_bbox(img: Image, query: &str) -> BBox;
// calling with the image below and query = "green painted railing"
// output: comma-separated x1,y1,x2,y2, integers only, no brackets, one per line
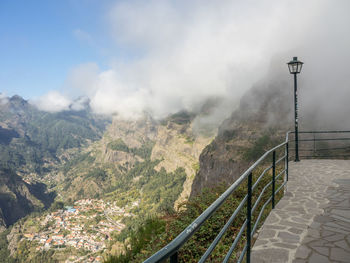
143,132,290,263
144,130,350,262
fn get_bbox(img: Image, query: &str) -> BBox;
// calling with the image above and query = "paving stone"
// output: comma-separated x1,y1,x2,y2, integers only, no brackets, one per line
324,233,345,242
333,219,350,228
305,201,318,208
330,247,350,262
278,232,300,243
274,243,298,249
323,225,348,234
279,213,291,219
323,242,336,248
294,245,310,259
312,246,329,256
321,230,336,237
334,240,350,252
314,215,333,223
251,160,350,262
253,239,268,246
345,235,350,244
284,192,293,197
276,200,289,207
301,236,315,244
291,217,309,224
259,229,276,239
285,207,306,214
308,252,330,263
288,227,303,235
307,228,321,238
324,222,349,232
301,214,314,220
309,222,321,229
337,199,350,207
264,224,286,230
307,239,328,247
251,248,289,263
279,221,306,229
264,213,279,224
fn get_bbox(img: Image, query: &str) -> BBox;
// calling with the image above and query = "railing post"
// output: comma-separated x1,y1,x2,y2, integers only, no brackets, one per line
272,151,276,209
170,252,178,263
286,143,289,181
313,133,316,157
246,172,252,263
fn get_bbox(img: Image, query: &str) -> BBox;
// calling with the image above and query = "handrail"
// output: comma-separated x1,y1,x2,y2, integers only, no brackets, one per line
144,134,290,263
291,130,350,133
289,130,350,159
142,129,350,263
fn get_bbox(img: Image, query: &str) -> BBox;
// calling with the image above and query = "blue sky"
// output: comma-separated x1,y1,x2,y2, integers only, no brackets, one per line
0,0,117,99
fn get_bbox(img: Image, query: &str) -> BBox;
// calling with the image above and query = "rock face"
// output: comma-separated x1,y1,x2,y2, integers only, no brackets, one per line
151,120,213,209
107,115,158,148
191,78,293,197
99,113,213,208
96,114,157,165
58,112,214,208
7,223,21,256
0,168,55,228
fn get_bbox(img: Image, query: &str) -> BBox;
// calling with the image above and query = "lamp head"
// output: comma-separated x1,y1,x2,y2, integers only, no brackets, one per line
287,57,303,74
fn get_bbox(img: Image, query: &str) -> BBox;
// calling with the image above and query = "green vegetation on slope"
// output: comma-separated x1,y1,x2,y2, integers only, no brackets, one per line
107,139,155,159
106,166,284,262
242,133,280,161
105,160,187,214
0,96,109,174
105,217,166,263
0,229,15,263
0,167,55,226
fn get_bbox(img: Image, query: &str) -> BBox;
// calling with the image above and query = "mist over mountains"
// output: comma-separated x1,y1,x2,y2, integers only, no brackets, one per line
20,0,349,132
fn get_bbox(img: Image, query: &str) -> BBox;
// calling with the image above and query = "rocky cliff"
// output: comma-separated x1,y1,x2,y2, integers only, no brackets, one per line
191,77,293,197
0,167,55,229
57,111,213,209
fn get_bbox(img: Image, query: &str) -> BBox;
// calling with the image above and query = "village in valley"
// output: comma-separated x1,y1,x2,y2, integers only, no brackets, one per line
21,198,139,262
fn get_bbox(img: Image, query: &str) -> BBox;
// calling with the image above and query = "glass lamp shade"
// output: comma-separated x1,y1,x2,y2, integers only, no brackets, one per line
287,57,304,74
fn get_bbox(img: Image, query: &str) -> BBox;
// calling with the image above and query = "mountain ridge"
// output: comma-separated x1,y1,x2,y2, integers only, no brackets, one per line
0,95,111,229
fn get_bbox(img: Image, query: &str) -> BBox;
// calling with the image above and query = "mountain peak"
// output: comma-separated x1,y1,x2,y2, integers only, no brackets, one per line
9,95,29,109
9,95,25,102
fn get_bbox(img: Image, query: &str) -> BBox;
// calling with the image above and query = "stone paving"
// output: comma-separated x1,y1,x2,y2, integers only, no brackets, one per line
251,160,350,263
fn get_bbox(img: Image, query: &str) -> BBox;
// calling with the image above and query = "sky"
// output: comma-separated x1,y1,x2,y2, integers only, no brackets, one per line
0,0,116,98
1,0,350,125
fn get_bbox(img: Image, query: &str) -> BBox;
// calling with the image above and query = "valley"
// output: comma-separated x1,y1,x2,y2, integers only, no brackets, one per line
0,80,293,262
0,95,215,262
19,198,135,262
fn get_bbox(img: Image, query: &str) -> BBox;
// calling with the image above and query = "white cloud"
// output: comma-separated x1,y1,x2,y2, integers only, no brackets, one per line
65,62,99,98
0,93,9,105
34,0,350,128
70,96,90,111
72,0,328,119
32,91,71,112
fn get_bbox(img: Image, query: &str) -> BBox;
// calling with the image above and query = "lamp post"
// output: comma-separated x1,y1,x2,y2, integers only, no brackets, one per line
287,57,303,162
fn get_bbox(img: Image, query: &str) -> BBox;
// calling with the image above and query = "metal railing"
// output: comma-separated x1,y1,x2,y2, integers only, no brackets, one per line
289,131,350,159
144,133,291,263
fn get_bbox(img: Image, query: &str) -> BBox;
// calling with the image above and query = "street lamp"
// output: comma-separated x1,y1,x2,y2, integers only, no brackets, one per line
287,57,303,162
